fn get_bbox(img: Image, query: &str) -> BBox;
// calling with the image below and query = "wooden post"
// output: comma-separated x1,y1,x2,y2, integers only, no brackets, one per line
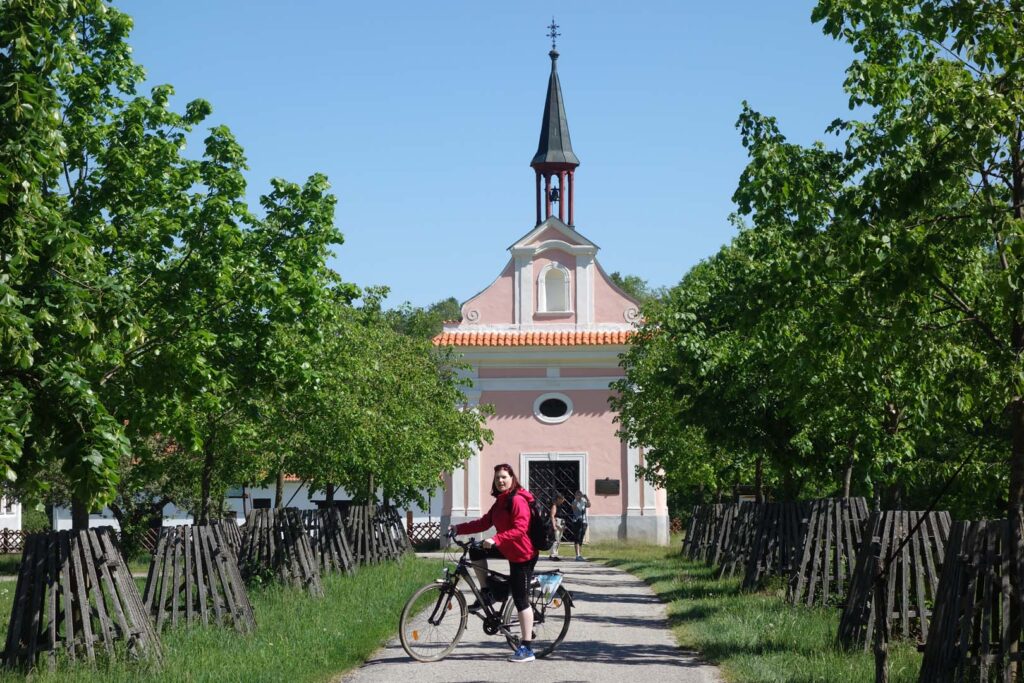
872,539,889,683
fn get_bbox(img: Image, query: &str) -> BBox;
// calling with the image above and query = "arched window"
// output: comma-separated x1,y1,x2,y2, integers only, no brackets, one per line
538,264,571,313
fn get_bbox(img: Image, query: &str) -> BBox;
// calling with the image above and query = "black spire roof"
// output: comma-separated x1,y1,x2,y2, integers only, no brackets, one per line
531,49,579,168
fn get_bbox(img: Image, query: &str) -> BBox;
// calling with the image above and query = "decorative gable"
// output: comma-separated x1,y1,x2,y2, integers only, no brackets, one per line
443,216,640,339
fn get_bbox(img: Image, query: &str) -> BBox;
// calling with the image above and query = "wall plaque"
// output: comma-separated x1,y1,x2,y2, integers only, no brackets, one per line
595,478,620,496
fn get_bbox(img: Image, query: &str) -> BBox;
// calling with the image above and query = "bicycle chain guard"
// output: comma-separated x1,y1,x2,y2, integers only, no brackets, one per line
482,613,503,635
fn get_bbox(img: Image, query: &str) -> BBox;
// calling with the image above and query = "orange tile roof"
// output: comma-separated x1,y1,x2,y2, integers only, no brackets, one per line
432,330,633,347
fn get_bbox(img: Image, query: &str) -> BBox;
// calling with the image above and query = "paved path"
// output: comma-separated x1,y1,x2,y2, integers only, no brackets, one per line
340,554,721,683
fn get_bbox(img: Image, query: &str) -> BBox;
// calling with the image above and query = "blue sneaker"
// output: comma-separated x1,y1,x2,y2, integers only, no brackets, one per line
508,644,535,663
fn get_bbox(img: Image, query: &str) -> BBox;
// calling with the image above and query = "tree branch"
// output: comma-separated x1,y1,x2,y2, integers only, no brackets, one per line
929,275,1005,350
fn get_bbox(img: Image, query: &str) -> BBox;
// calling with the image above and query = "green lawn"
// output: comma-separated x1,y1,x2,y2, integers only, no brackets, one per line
0,556,439,682
588,541,922,683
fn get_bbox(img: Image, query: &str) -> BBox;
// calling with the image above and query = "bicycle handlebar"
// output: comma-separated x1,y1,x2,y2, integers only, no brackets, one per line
448,535,484,552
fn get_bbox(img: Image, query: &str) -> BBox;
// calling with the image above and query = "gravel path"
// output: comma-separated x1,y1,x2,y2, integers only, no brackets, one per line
340,553,721,683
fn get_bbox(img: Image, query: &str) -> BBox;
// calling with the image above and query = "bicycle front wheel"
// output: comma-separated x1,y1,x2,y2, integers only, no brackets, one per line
399,582,467,662
502,585,572,658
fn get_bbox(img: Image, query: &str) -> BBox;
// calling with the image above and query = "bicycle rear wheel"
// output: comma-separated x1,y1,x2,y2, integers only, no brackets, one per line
502,585,571,658
399,582,467,662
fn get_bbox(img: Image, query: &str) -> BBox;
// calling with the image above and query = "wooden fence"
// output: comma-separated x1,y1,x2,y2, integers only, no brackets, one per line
0,527,161,555
918,518,1022,682
404,510,441,544
717,502,760,578
837,510,951,650
788,497,869,607
343,505,411,565
239,508,323,597
302,508,357,575
682,504,724,562
143,524,255,634
2,528,161,670
741,502,806,590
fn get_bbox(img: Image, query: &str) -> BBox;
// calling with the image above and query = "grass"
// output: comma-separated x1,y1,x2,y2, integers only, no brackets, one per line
0,556,439,682
587,540,923,683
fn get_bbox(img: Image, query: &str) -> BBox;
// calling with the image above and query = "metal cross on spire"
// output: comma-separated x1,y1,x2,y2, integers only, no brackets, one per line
547,17,560,51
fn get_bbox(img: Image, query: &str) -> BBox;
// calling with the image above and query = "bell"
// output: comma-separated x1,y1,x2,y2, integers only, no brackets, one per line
549,186,560,202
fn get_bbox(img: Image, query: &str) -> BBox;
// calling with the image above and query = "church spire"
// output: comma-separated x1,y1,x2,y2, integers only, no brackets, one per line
531,19,579,227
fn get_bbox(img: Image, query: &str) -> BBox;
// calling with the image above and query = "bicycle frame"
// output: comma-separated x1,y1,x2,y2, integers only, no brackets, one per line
431,539,519,637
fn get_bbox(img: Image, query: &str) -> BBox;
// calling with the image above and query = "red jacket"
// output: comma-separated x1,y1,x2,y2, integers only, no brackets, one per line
455,488,537,563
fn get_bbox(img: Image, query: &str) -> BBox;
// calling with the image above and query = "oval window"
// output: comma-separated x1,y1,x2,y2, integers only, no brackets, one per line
533,393,573,424
539,398,568,419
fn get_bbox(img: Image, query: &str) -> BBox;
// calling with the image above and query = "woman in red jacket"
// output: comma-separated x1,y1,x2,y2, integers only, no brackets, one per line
452,463,538,663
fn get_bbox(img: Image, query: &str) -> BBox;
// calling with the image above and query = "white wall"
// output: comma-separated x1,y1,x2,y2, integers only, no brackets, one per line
50,482,447,530
0,497,21,531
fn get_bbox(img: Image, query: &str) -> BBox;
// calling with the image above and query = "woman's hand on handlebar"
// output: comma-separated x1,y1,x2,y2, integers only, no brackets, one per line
447,533,486,551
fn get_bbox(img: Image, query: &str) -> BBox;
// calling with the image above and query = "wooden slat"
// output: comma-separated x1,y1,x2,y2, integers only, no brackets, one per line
837,509,952,651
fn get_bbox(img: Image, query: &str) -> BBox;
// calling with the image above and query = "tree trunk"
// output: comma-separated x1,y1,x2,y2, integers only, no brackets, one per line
274,471,285,509
199,443,214,525
842,446,855,499
71,497,90,531
1009,397,1024,669
326,483,335,505
754,456,764,503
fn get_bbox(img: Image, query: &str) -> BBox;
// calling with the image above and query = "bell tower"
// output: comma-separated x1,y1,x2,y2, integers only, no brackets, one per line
531,19,580,227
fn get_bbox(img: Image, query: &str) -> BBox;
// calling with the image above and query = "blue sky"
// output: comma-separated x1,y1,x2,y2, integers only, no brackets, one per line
119,1,857,308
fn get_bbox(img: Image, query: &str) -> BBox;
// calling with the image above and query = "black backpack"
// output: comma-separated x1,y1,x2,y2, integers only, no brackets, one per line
521,491,556,551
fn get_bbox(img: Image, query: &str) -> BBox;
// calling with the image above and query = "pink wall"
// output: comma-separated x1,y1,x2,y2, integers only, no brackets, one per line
560,367,625,378
476,389,624,515
526,226,568,246
478,367,547,378
461,260,514,325
594,264,639,324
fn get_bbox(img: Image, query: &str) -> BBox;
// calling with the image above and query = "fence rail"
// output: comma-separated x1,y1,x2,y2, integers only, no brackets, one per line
409,522,440,544
0,529,26,554
0,527,162,555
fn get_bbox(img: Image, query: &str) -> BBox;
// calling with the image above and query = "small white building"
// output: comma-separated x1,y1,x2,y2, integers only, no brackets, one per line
51,478,441,531
0,497,21,531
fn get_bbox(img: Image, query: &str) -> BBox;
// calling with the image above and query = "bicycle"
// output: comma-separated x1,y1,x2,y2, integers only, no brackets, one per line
398,535,573,662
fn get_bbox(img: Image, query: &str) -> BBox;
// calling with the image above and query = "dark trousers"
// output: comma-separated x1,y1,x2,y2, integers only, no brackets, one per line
469,545,538,611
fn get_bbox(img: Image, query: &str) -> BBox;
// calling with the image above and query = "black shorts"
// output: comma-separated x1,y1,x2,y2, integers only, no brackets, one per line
569,519,588,543
469,545,538,612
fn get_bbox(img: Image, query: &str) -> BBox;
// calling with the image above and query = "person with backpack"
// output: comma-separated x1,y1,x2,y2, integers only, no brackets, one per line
570,490,591,561
450,463,539,663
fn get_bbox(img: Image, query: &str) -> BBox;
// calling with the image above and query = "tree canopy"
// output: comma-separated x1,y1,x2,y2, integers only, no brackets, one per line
1,2,488,532
614,0,1021,520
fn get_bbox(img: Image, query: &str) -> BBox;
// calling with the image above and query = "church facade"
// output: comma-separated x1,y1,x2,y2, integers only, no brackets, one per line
434,46,669,545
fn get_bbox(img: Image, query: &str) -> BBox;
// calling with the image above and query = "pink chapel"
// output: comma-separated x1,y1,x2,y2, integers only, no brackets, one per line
433,44,669,545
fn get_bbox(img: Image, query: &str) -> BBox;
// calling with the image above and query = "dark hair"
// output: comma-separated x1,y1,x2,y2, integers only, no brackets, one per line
490,463,522,505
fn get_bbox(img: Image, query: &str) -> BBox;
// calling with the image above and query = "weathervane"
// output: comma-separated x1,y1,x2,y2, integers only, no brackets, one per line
547,17,560,51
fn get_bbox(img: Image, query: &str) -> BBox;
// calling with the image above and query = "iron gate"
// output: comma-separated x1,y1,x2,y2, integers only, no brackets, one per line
528,461,580,540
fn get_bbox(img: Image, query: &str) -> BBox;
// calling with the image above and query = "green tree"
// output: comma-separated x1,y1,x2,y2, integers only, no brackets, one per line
608,272,665,304
384,296,463,339
1,1,356,527
811,0,1024,519
245,294,492,508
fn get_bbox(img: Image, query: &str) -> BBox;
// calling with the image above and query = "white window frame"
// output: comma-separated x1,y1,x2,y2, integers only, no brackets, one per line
536,263,572,314
533,392,574,424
